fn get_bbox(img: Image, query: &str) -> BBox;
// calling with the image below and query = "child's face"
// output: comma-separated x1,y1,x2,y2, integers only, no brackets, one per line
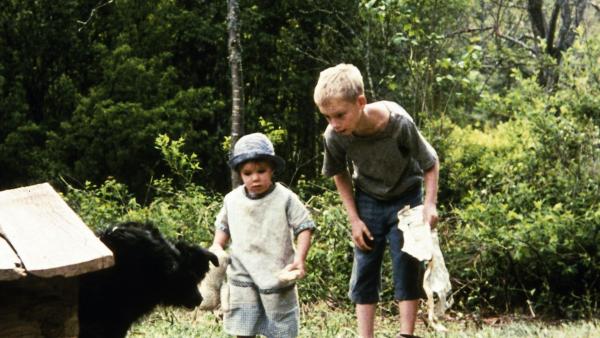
239,160,274,196
318,96,366,135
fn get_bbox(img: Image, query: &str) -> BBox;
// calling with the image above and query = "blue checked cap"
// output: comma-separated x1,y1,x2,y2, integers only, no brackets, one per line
228,133,285,171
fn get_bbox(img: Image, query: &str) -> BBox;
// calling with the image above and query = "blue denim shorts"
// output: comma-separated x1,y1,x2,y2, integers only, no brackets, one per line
349,186,425,303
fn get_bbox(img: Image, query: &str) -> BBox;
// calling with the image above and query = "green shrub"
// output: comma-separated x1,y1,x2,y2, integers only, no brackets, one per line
297,188,353,307
437,102,599,318
63,135,221,247
62,178,139,231
62,102,599,320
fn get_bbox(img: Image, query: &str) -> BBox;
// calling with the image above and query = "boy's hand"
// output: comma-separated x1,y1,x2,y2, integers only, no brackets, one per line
352,219,373,251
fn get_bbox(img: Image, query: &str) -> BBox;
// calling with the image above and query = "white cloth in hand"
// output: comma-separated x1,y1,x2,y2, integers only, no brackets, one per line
423,231,453,331
397,205,433,261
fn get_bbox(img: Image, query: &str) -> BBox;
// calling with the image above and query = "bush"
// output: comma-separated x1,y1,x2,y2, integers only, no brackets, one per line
63,98,599,320
297,188,353,307
436,89,600,318
63,135,221,247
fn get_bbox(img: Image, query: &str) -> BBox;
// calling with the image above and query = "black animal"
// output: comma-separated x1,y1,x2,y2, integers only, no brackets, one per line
78,222,218,338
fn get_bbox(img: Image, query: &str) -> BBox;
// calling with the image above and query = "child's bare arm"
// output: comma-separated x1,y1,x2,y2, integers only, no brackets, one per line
334,171,373,251
280,229,312,281
294,229,312,270
423,159,439,229
296,229,312,256
212,229,230,250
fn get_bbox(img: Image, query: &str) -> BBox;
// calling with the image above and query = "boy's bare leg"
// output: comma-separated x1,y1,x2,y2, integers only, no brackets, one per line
356,303,376,338
398,300,418,335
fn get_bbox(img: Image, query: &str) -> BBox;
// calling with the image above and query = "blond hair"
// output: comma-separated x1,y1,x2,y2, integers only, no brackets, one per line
313,63,364,106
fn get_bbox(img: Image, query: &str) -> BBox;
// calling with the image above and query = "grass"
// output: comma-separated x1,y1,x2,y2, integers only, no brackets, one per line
127,301,600,337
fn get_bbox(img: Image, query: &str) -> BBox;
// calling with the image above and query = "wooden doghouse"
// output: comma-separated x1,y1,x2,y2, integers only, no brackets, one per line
0,183,114,338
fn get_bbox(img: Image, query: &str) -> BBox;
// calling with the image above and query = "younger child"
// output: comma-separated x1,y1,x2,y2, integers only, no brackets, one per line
212,133,315,338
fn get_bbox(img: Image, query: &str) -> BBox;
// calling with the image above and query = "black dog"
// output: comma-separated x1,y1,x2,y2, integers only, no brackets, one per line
78,222,218,338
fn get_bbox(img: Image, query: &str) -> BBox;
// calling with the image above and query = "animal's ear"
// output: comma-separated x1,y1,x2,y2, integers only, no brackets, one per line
175,242,218,267
203,248,219,267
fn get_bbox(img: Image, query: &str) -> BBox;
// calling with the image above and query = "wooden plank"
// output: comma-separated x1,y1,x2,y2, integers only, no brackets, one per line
0,235,26,281
0,183,114,278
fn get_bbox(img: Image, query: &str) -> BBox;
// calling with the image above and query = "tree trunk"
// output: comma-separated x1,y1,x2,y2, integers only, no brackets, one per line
227,0,244,189
527,0,547,39
527,0,589,88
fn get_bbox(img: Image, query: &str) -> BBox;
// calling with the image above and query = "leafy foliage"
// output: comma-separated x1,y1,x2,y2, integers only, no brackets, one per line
298,188,354,306
2,0,599,320
435,76,599,318
0,0,229,194
63,135,221,247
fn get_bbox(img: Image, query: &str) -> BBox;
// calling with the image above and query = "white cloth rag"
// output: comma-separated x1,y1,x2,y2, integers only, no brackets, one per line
397,205,453,332
397,205,434,261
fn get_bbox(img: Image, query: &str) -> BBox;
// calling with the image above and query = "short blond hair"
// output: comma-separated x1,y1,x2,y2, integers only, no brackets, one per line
313,63,364,106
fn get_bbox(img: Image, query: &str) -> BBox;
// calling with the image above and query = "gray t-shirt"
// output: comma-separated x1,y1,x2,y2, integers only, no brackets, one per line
322,101,437,200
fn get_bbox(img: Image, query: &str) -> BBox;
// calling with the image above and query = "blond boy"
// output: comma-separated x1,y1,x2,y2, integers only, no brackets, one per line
314,64,439,338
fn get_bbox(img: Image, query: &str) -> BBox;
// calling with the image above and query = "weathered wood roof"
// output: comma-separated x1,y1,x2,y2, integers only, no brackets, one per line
0,183,114,281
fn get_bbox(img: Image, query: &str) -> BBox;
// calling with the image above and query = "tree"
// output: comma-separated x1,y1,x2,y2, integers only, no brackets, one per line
475,0,592,88
228,0,244,188
526,0,589,86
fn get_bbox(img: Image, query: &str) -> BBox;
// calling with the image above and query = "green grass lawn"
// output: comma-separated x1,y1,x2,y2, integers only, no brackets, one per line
127,302,600,337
